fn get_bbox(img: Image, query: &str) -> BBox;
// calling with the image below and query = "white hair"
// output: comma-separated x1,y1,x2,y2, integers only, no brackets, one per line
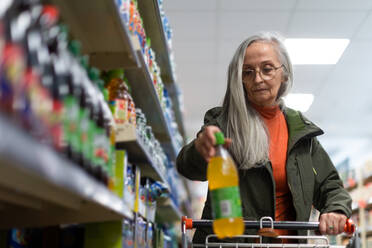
221,32,294,169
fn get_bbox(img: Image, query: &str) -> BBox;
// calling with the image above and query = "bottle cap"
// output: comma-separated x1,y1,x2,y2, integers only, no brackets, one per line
80,55,89,70
68,40,81,56
215,132,225,145
107,69,124,80
89,67,100,81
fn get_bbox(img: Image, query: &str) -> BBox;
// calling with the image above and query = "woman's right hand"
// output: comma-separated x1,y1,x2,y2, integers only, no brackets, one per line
195,125,231,162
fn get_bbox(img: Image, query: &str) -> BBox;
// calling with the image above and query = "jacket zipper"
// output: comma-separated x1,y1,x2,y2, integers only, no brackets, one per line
264,161,276,220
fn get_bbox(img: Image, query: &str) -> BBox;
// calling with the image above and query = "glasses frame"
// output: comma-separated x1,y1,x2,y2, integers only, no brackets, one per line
242,64,284,82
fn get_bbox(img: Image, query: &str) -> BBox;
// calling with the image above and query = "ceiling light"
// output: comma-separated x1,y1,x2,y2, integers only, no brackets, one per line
284,39,349,65
283,93,314,112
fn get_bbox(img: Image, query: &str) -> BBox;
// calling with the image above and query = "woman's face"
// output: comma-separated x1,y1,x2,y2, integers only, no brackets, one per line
242,41,285,107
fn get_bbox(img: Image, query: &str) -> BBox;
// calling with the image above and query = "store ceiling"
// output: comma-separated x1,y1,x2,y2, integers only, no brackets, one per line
164,0,372,159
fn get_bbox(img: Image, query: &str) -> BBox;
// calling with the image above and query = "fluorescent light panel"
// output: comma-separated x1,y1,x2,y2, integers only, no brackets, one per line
284,39,350,65
284,93,314,113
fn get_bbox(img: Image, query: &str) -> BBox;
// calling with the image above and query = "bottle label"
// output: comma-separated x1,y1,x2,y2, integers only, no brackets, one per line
211,186,242,219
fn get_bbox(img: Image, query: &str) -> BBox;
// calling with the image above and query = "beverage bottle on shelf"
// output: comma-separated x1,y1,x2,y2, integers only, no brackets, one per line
68,40,93,173
0,0,29,117
53,25,82,163
127,93,136,125
105,69,130,125
103,102,116,191
207,132,244,239
94,94,109,186
89,67,108,101
80,55,104,184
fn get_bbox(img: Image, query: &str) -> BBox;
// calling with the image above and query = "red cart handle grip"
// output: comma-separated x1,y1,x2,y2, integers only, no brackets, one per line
344,218,355,234
182,216,193,230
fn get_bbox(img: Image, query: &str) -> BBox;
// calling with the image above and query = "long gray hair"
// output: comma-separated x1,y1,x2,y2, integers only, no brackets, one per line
222,32,294,169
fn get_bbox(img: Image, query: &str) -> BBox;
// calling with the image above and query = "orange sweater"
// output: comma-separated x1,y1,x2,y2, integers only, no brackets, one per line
252,104,295,236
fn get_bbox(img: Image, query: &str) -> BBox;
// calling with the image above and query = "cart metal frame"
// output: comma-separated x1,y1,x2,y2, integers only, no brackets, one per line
181,216,359,248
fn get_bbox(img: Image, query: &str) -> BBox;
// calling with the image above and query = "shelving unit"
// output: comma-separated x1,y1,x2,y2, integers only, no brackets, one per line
48,0,186,219
125,50,180,161
363,173,372,185
0,2,188,247
48,0,140,70
0,115,133,228
137,0,186,140
115,123,169,186
156,198,182,223
136,0,175,85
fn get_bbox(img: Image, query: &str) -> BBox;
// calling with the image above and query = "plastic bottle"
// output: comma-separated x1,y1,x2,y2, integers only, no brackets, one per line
207,132,244,239
105,69,129,124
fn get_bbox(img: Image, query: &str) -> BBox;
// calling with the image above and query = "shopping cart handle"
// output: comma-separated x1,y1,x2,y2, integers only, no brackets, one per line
181,216,355,234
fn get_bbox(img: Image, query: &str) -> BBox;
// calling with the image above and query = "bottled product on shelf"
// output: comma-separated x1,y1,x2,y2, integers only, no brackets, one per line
104,69,136,126
136,107,167,178
157,0,177,77
162,88,183,151
207,132,244,239
0,0,116,188
123,218,135,248
115,0,183,150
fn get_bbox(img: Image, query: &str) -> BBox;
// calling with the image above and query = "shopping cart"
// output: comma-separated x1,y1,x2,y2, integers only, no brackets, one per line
181,216,359,248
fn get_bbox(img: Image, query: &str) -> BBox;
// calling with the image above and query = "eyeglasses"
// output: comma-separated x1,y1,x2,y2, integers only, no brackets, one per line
242,64,284,82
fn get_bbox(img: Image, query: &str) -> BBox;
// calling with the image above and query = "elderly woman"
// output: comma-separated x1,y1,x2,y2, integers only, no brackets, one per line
176,32,352,244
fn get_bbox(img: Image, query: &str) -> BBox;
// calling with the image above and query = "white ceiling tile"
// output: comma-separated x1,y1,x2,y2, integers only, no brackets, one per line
296,0,372,11
354,13,372,40
164,0,216,11
218,0,296,11
172,41,217,63
217,41,243,64
218,11,291,41
288,11,367,38
166,12,217,42
325,41,372,83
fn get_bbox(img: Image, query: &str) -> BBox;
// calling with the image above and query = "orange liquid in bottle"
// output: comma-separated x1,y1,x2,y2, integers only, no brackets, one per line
207,132,244,239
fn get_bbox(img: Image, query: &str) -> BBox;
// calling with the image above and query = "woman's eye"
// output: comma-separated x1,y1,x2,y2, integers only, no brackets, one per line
262,67,274,74
243,70,253,76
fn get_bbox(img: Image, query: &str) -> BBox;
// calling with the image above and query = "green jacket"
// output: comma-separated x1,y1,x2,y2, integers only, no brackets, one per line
176,106,352,244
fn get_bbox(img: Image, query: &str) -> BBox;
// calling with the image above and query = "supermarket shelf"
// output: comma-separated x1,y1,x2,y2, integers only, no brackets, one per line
115,124,169,186
363,173,372,185
352,198,372,214
166,83,186,143
156,197,183,223
341,226,372,239
0,115,133,228
367,226,372,237
125,51,179,161
136,1,186,141
47,0,140,70
346,184,358,192
137,0,175,85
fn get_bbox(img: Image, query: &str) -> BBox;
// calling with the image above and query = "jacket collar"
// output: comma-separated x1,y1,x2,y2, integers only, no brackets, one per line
282,107,324,153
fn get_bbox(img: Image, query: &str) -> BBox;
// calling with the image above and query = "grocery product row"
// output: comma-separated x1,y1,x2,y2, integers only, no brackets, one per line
0,113,184,227
337,159,372,247
48,0,185,152
1,218,178,248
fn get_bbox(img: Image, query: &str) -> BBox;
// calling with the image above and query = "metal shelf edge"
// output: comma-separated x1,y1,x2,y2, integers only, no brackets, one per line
0,115,133,221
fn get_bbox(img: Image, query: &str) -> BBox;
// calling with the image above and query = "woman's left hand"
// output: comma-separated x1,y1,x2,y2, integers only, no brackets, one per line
319,212,347,235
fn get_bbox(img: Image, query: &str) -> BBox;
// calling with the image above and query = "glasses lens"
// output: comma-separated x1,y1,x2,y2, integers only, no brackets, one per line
242,65,281,81
261,66,276,80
